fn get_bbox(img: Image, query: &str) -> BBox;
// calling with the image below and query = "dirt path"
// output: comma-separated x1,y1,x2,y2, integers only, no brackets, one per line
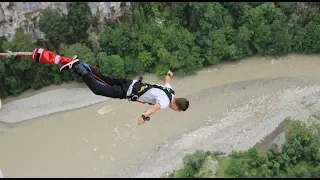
1,54,320,177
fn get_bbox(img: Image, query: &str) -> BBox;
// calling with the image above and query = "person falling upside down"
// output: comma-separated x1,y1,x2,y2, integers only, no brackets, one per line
60,56,189,125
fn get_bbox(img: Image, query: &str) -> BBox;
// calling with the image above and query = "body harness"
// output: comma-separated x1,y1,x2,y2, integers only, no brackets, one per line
127,76,175,105
127,77,175,122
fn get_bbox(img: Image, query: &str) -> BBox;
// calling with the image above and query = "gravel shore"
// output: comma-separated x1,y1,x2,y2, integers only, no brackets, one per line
0,88,108,124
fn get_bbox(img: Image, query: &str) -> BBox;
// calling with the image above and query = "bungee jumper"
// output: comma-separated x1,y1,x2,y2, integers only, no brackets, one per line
0,48,189,125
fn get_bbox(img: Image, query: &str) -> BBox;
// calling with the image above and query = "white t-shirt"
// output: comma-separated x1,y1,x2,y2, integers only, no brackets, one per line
126,80,174,109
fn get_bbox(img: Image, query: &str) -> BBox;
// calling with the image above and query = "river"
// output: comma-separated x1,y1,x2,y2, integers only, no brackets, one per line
1,54,320,177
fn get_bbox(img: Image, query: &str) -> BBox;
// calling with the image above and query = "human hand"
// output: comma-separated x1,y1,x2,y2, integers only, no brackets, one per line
167,70,173,77
73,55,79,60
138,116,145,125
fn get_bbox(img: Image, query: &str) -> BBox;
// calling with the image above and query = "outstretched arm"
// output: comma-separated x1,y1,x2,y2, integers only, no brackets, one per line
164,70,173,84
138,103,161,125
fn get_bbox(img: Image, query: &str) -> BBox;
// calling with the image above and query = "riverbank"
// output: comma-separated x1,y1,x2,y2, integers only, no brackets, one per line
0,87,108,124
1,81,86,104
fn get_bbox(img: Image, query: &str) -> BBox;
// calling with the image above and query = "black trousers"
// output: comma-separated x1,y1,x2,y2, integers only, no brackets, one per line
82,66,133,99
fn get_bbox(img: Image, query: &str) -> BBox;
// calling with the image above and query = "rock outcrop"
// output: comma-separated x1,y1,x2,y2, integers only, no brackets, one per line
0,2,124,41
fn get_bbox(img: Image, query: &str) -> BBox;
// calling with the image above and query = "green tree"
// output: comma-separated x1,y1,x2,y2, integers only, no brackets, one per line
66,2,92,44
205,27,234,64
186,2,233,33
233,25,252,60
38,7,68,51
138,22,162,54
303,21,320,53
243,4,271,54
243,3,291,55
185,3,236,65
155,47,173,77
132,3,147,28
0,36,8,80
278,2,297,16
222,2,251,29
0,36,8,52
267,19,292,54
96,53,125,78
60,43,96,65
292,27,308,53
157,24,203,75
123,56,145,76
138,51,155,69
288,2,320,30
99,24,138,57
1,30,37,96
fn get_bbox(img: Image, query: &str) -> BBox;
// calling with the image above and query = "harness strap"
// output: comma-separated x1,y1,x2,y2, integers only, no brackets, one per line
128,80,174,105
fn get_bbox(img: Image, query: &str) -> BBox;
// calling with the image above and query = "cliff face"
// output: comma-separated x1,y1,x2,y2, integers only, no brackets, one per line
0,2,124,41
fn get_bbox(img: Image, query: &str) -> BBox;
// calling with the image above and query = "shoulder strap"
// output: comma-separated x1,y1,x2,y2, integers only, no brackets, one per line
128,78,174,104
150,84,174,102
128,82,152,102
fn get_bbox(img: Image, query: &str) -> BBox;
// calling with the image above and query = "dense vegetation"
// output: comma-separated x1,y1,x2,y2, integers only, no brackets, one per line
1,2,320,98
168,120,320,178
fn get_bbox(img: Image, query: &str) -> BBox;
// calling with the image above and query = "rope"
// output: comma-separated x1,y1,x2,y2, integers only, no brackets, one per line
0,51,33,58
87,71,111,86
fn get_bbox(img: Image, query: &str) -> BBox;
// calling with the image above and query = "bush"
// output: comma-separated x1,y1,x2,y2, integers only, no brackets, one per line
96,53,125,78
181,165,196,178
183,150,210,171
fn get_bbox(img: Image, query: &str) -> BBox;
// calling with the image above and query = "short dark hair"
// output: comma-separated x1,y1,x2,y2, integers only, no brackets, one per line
175,98,189,111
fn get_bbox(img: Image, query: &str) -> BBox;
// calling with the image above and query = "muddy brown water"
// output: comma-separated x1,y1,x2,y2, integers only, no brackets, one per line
1,54,320,177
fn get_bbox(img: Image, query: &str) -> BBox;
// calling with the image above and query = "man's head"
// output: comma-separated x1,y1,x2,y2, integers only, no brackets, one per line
170,97,189,112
